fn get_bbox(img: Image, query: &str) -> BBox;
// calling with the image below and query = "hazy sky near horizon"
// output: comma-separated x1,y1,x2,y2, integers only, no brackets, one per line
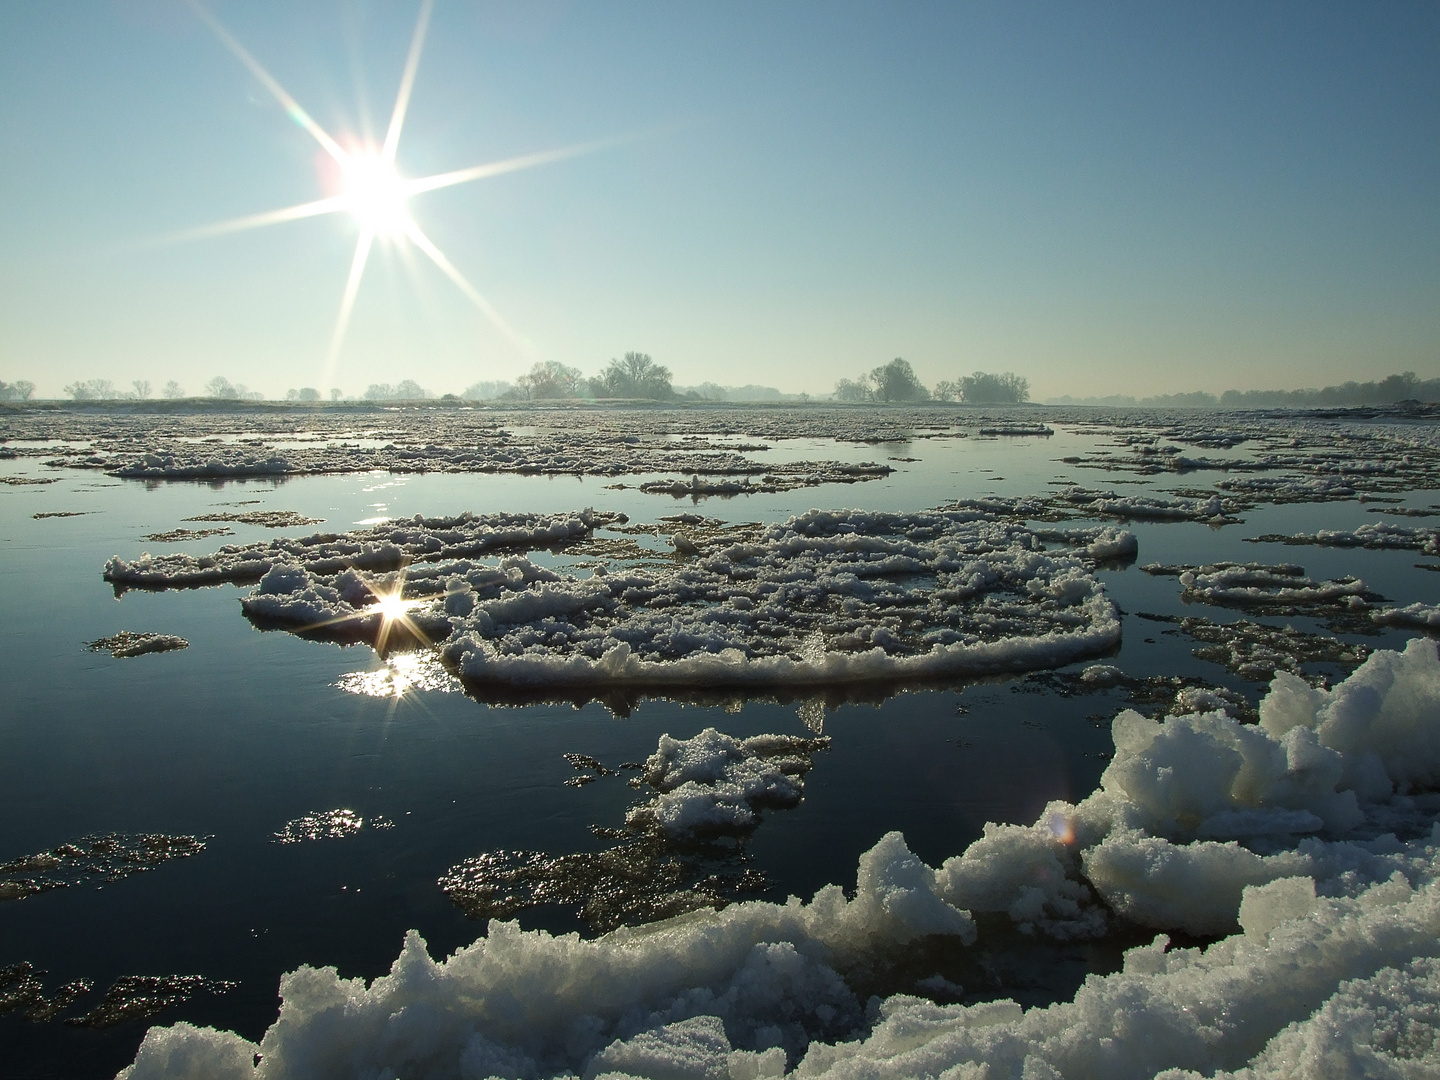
1,1,1437,400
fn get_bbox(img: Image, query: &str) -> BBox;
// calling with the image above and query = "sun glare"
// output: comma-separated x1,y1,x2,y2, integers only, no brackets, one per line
341,152,411,237
373,589,413,623
176,0,613,382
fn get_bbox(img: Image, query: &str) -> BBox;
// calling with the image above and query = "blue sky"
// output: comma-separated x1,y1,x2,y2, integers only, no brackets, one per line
1,1,1436,399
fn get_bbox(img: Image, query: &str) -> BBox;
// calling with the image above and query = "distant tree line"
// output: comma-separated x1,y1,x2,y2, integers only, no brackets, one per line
1049,372,1439,409
60,378,184,401
673,382,809,402
833,360,1030,404
458,352,682,402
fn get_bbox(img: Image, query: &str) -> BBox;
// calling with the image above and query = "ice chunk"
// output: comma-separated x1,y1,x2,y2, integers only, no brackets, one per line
1238,876,1316,939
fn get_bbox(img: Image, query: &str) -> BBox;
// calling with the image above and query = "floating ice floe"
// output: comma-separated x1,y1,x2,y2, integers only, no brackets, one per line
1165,614,1373,683
1250,521,1440,555
947,489,1241,525
434,510,1128,691
1373,602,1440,629
272,809,366,844
102,510,616,590
1142,561,1375,615
182,510,324,527
118,639,1440,1080
977,423,1053,436
0,834,205,902
86,631,189,658
116,508,1131,695
628,729,829,838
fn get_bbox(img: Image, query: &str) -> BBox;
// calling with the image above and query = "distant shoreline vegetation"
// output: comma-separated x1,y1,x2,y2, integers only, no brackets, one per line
11,366,1438,410
1046,372,1437,410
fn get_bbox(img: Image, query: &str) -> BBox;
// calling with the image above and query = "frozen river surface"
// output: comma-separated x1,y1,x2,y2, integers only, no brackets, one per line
3,404,1440,1078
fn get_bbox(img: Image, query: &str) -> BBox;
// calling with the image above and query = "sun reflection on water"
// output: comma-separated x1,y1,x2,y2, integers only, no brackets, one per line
337,651,459,699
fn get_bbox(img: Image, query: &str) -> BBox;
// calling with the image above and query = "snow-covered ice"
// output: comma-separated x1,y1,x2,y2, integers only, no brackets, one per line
103,508,1129,696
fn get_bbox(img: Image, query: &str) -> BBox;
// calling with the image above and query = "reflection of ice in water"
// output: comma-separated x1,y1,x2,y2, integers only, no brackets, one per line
336,652,460,698
797,699,826,733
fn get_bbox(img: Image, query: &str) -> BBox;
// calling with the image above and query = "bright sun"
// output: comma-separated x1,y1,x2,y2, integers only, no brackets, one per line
178,0,610,384
341,152,411,237
373,589,411,621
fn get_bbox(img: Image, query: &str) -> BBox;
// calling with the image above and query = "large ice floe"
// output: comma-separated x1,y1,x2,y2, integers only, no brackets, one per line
103,508,1128,698
120,640,1440,1079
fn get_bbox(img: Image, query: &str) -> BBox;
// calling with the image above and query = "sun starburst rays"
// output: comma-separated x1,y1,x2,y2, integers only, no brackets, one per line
179,0,588,374
279,568,430,659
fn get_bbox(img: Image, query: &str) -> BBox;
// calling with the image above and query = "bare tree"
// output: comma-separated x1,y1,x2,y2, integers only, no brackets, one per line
516,361,584,400
363,380,429,401
596,352,674,399
64,379,119,400
285,387,321,402
162,381,185,399
0,380,36,401
462,380,513,400
133,380,152,399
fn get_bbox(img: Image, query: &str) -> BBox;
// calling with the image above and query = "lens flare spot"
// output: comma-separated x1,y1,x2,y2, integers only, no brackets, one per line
1046,811,1075,845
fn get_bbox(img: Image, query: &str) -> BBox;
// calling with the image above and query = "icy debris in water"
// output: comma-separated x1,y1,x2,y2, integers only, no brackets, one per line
438,841,768,934
628,729,830,838
0,833,205,901
1250,520,1440,554
1080,664,1123,685
64,975,236,1029
33,510,88,518
947,490,1238,525
103,509,616,588
441,729,829,932
1029,524,1139,562
182,510,323,528
1373,602,1440,629
563,753,614,787
1057,487,1239,523
977,423,1053,436
271,809,365,844
1142,560,1377,615
1367,505,1440,518
0,475,59,485
633,463,893,497
143,527,234,543
1031,663,1259,724
0,963,92,1022
86,631,189,658
1171,614,1373,683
